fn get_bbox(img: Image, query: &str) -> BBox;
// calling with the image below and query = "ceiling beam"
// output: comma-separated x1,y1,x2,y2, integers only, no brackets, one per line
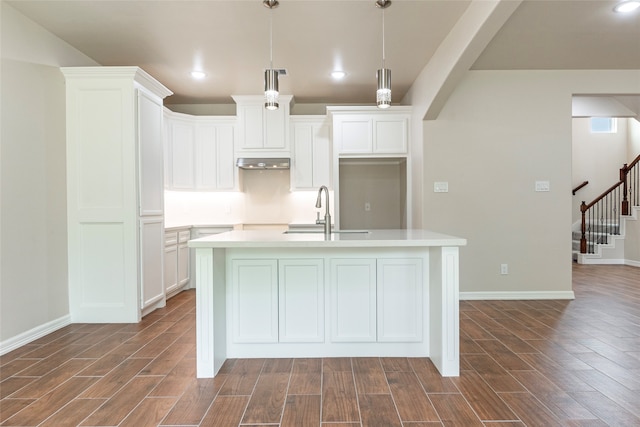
402,0,522,121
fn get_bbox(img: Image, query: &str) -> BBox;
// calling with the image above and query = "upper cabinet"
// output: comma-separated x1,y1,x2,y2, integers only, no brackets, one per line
232,95,293,155
290,116,332,190
328,106,411,156
164,111,236,191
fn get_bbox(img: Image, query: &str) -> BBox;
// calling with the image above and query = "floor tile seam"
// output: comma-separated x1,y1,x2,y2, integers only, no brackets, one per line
409,363,444,425
275,362,295,426
566,389,640,423
350,358,363,425
572,348,640,374
99,377,169,427
447,376,496,425
5,367,96,401
5,376,102,426
129,331,186,359
76,359,154,400
382,362,427,425
450,365,521,424
236,365,263,426
494,388,569,425
35,393,104,427
507,369,604,421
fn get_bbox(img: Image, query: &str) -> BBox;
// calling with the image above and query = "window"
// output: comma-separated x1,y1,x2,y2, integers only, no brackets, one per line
590,117,617,133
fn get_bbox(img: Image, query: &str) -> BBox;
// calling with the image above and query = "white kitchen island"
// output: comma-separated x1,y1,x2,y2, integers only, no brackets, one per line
188,229,466,378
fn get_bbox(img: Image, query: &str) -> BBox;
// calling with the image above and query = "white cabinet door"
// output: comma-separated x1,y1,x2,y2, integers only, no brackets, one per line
377,258,423,342
177,230,190,287
292,123,314,188
329,258,377,342
140,218,165,309
330,108,410,156
166,114,235,191
312,122,331,187
236,103,264,150
264,106,287,149
169,119,195,189
195,123,217,190
137,90,164,216
373,115,408,154
291,118,331,190
164,232,178,295
215,122,235,190
278,259,324,342
335,115,372,154
233,95,292,153
231,259,279,343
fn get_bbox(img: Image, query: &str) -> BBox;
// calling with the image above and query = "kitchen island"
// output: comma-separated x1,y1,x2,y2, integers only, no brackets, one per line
188,229,467,378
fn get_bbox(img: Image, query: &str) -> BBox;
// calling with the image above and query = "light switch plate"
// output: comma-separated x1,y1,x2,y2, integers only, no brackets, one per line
434,182,449,193
535,181,550,192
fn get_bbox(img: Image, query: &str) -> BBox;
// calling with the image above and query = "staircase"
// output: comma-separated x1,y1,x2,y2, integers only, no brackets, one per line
573,208,638,263
574,154,640,264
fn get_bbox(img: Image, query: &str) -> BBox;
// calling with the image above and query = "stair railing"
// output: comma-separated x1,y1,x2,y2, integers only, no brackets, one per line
572,181,589,195
621,155,639,215
580,154,640,254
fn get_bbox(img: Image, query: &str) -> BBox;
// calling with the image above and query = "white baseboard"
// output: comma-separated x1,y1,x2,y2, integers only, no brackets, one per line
460,291,576,300
579,257,627,265
0,315,72,356
625,259,640,267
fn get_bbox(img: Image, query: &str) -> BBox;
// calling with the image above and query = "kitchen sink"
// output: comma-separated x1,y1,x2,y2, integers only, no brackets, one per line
283,229,370,234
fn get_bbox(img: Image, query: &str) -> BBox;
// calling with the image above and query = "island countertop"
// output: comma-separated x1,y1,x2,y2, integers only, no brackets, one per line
188,229,467,248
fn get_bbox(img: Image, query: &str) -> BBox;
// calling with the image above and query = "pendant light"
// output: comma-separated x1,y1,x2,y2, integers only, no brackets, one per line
375,0,391,109
263,0,279,110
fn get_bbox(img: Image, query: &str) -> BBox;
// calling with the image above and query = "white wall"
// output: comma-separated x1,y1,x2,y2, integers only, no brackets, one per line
571,118,629,223
629,118,640,161
421,70,640,297
0,2,98,349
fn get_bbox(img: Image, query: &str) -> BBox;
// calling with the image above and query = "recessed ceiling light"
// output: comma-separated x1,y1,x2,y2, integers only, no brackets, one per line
331,71,346,79
190,71,206,79
613,0,640,12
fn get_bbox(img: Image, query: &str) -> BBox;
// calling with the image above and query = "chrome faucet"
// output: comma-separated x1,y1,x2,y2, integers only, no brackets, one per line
315,185,331,236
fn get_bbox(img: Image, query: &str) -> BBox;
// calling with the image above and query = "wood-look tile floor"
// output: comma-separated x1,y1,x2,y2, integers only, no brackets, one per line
1,264,639,426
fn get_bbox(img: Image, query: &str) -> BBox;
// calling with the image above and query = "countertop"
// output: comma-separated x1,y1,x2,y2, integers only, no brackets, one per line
188,229,467,249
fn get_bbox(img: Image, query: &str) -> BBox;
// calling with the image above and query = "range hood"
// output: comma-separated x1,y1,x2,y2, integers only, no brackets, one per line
236,157,290,170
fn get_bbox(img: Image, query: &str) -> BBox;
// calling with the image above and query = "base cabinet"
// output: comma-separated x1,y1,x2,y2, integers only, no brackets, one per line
164,228,191,297
330,259,377,342
231,259,279,343
228,254,423,346
377,258,423,342
177,230,190,287
164,233,178,294
279,259,324,342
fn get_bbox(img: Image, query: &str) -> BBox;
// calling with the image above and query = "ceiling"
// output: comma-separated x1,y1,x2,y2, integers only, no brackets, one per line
6,0,640,107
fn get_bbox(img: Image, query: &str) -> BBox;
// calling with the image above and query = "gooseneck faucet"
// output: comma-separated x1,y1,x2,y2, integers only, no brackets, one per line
315,185,331,236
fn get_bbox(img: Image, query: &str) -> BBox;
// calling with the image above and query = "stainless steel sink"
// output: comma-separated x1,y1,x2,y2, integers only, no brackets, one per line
283,229,369,234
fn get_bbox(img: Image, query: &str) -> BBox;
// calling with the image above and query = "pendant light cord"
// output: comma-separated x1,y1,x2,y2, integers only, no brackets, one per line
269,8,274,70
382,6,386,68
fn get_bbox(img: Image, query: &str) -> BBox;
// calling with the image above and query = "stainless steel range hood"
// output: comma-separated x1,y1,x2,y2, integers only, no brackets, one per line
236,158,290,170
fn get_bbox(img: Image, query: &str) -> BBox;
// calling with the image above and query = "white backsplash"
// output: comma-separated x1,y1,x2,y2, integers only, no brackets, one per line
164,170,333,227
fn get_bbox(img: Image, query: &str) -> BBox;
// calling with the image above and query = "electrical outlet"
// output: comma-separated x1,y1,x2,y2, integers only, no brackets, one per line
364,202,371,212
501,264,508,275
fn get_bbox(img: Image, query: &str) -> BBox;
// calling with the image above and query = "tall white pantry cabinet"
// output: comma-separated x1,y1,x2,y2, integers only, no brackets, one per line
62,67,173,323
